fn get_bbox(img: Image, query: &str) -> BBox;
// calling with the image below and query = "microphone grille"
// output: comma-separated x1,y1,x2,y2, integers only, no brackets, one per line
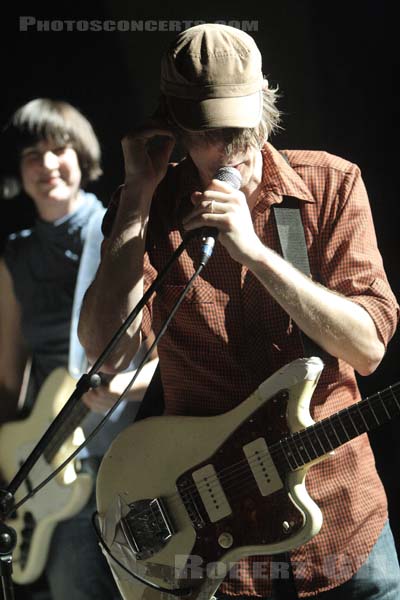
215,166,242,190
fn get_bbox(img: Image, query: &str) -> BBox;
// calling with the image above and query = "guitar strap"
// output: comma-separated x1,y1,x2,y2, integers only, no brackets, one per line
266,154,329,579
68,207,106,379
273,152,328,360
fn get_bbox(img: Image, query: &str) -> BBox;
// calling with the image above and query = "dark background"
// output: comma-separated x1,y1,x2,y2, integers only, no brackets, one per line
0,0,399,593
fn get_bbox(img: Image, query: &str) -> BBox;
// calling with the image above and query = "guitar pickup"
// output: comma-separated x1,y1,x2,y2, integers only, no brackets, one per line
192,464,232,522
120,497,175,560
243,438,283,495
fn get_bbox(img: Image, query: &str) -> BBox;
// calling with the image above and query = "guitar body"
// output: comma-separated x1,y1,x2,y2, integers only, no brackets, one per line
96,357,329,600
0,368,93,584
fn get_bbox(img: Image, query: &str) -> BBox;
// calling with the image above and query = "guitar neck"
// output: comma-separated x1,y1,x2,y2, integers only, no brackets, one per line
41,371,115,464
43,402,90,463
277,382,400,470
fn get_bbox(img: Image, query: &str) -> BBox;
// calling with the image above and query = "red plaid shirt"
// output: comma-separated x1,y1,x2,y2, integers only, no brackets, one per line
103,143,399,596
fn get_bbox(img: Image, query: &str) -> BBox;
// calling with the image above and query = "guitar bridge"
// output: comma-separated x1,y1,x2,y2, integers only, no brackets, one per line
120,497,175,560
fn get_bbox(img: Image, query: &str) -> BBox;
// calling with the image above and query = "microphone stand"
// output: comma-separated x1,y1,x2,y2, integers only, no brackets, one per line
0,520,16,600
0,229,204,600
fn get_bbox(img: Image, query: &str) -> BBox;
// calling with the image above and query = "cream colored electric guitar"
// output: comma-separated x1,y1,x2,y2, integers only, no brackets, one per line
96,356,400,600
0,367,93,584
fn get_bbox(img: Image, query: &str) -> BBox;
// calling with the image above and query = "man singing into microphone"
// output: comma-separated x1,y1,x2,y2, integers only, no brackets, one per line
78,24,400,599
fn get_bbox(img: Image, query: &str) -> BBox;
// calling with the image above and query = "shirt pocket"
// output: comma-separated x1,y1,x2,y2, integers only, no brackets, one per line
159,282,215,308
154,281,219,342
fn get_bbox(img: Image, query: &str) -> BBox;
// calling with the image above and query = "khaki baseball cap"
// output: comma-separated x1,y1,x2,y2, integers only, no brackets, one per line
160,24,264,131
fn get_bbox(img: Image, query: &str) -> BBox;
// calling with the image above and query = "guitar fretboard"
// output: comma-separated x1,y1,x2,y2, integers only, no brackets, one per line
43,402,89,463
42,372,114,463
275,382,400,471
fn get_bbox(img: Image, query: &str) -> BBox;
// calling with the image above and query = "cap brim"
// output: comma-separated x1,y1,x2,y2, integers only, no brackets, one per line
166,91,263,132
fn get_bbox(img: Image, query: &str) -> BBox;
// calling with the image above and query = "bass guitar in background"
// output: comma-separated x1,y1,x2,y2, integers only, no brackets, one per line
0,367,95,584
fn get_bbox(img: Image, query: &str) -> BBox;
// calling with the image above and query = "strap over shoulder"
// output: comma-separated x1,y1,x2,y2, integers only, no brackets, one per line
273,151,328,360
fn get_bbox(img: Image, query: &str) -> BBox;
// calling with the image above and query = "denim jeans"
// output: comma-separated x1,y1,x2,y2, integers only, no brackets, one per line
217,520,400,600
45,466,120,600
310,520,400,599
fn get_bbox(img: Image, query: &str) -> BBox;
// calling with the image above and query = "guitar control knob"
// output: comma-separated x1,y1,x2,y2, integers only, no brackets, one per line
218,532,233,548
24,512,35,526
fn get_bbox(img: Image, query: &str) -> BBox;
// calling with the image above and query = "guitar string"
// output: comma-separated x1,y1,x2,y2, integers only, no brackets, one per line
175,386,400,501
21,382,399,521
176,405,398,508
162,387,399,504
118,387,398,523
117,388,399,525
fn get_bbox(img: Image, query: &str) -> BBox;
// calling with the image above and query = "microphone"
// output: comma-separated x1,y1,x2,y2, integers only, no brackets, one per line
199,166,242,266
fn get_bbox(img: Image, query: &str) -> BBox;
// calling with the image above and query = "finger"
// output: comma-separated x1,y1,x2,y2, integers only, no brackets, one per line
191,190,232,205
208,179,240,193
82,395,112,413
183,212,227,232
82,389,103,405
183,200,227,225
122,126,175,145
82,394,95,409
190,191,203,205
202,190,235,202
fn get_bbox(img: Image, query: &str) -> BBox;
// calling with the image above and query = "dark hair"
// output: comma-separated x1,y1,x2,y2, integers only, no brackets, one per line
1,98,102,197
